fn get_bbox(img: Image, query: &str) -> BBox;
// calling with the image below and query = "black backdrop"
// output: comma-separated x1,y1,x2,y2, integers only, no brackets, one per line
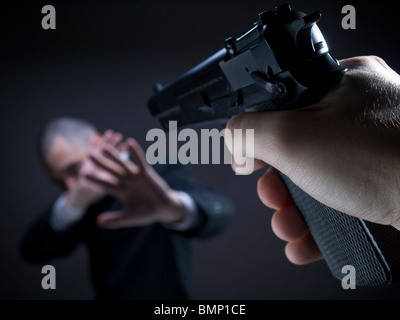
1,0,400,299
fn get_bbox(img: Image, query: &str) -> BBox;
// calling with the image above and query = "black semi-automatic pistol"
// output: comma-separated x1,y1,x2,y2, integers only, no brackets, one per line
148,4,400,286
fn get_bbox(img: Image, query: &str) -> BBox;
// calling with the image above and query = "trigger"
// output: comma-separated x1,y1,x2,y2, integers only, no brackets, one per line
251,71,287,102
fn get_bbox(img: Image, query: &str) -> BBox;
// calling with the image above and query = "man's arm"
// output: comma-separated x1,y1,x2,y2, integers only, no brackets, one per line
156,163,235,238
85,138,235,237
19,198,86,263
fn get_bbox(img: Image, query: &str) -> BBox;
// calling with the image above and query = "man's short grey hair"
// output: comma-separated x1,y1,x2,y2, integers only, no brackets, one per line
39,117,97,159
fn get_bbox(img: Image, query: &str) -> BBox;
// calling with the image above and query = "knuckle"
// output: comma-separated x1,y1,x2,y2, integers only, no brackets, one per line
88,149,99,159
340,55,386,72
355,55,386,71
368,55,385,65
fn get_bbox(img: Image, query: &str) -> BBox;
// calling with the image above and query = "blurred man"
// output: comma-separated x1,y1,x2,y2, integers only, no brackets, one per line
21,117,234,300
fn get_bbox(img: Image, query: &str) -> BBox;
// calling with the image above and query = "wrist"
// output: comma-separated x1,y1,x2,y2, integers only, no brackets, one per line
50,193,86,231
65,190,93,210
158,190,187,224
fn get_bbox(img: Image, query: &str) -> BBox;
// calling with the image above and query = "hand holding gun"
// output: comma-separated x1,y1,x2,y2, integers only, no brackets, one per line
148,4,400,286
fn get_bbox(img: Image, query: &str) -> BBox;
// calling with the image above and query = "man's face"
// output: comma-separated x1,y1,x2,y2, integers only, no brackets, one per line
44,136,88,190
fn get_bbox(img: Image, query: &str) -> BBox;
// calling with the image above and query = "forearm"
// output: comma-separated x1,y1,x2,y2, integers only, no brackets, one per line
20,196,85,262
180,187,235,238
50,192,86,230
162,190,201,231
157,164,235,237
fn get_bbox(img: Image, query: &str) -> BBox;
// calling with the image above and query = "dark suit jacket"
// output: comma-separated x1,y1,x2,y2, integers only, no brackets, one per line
20,164,234,300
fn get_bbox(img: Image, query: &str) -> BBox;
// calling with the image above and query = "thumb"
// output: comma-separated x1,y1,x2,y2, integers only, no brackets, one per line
97,210,125,229
225,109,320,177
97,209,159,229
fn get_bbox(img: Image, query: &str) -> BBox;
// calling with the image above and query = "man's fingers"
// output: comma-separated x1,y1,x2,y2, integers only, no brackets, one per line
89,133,102,147
271,205,308,242
102,129,124,148
257,166,319,264
96,211,124,229
257,167,294,210
126,138,149,171
89,150,125,178
97,210,156,229
103,129,114,144
224,125,258,175
284,232,323,265
109,131,123,147
102,144,139,175
85,171,119,190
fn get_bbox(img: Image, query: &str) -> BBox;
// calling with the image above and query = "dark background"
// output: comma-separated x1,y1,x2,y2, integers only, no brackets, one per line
1,0,400,299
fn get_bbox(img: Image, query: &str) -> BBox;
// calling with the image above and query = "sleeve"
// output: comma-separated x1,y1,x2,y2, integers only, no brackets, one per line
163,191,201,231
50,192,86,230
155,164,235,239
19,199,87,263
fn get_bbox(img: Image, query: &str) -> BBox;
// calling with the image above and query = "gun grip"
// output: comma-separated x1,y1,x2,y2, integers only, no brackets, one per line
279,172,400,286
